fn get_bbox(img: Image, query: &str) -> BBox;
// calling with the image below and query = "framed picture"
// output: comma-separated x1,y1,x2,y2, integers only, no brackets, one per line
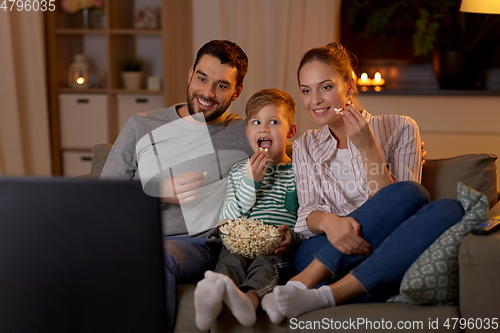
134,6,160,29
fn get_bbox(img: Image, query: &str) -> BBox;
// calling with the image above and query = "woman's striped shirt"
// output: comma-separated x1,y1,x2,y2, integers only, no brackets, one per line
293,110,422,238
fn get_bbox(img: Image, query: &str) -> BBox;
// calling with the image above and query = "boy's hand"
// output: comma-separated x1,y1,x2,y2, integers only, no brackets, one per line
218,218,233,226
274,224,293,255
246,150,268,184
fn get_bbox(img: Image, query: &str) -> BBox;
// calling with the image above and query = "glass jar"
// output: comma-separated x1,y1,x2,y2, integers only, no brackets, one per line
68,54,90,89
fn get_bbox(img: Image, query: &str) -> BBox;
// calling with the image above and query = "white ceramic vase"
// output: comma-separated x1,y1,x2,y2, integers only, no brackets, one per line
122,71,142,90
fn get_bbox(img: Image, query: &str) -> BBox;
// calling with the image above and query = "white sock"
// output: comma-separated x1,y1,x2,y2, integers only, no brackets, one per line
194,271,225,330
211,271,257,327
275,282,336,318
261,292,285,324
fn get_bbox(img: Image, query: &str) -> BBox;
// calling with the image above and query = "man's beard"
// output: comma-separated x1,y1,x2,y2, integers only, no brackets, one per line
186,90,228,123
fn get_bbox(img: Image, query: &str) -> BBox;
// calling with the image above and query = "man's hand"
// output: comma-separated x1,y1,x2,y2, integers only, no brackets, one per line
274,224,293,255
245,150,268,184
159,172,205,204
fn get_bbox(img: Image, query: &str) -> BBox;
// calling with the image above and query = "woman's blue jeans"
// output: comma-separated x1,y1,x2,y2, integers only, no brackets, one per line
293,181,464,301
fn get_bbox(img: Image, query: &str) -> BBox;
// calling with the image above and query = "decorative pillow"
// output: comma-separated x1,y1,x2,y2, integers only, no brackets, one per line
421,153,497,209
396,182,489,305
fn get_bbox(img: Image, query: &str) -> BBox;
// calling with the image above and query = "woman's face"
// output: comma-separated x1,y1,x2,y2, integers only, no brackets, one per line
298,60,351,128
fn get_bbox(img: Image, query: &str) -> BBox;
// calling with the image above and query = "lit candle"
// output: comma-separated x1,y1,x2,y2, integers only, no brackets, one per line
372,72,385,86
68,54,90,89
357,72,372,86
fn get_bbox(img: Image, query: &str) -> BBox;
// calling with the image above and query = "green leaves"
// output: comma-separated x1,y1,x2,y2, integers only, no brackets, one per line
118,54,143,72
413,9,442,56
346,0,465,57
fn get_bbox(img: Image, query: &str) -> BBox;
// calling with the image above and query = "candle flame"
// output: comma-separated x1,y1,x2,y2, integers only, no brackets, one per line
374,72,382,81
77,77,85,85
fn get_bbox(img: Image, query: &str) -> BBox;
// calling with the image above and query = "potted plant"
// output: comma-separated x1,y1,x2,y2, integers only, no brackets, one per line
119,54,144,90
347,0,500,89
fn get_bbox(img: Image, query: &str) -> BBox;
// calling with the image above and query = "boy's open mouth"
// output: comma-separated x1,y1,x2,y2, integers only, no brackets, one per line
258,138,272,150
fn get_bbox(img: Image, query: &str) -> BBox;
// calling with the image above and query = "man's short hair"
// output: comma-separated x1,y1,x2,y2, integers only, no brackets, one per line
193,40,248,88
245,88,296,126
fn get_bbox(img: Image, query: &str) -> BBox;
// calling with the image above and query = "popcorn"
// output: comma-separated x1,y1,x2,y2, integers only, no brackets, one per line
219,217,282,259
333,100,351,114
202,171,208,178
259,147,269,152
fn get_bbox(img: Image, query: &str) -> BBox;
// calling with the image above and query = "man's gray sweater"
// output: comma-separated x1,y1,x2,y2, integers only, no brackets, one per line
100,104,254,237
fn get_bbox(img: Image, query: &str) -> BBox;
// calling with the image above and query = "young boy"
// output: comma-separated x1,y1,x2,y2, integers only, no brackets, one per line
194,88,301,329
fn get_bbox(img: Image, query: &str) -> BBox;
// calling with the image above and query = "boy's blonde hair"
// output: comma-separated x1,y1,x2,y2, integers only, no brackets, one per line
245,88,296,126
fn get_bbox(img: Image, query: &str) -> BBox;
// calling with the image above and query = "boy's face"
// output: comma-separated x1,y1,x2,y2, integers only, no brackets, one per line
245,104,297,165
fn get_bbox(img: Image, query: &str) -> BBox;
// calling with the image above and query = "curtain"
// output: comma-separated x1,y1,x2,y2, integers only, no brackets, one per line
219,0,342,136
0,11,51,176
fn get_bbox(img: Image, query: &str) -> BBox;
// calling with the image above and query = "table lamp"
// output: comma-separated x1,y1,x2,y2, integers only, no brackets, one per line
460,0,500,14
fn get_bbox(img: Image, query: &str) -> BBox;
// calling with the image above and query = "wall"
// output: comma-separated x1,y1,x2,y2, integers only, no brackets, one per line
0,10,51,176
192,0,222,53
3,2,499,179
359,94,500,189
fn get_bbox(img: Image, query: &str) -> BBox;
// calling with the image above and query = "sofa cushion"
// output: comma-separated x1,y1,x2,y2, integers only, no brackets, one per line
421,153,498,209
213,299,460,332
172,284,460,333
458,229,500,326
398,182,489,305
91,143,113,179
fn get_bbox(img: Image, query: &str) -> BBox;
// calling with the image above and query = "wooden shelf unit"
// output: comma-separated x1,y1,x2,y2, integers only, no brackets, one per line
45,0,193,175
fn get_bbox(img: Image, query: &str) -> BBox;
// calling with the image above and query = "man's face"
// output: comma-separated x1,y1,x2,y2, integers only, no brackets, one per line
186,54,241,123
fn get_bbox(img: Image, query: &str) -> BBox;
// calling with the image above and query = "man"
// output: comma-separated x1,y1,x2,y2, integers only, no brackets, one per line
100,40,253,332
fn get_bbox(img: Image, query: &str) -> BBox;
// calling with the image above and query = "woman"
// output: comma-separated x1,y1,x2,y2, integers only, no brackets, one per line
261,43,464,323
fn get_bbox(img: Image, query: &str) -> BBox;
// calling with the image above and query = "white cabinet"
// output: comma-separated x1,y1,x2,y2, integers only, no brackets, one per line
62,151,94,177
117,94,164,131
59,94,108,149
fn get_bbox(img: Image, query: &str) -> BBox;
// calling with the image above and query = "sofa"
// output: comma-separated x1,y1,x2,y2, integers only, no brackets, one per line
90,144,500,333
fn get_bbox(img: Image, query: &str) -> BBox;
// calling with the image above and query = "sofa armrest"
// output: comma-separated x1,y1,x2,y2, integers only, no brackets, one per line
459,230,500,332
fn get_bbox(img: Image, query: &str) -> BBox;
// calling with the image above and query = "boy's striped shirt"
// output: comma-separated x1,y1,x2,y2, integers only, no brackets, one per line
220,159,301,242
